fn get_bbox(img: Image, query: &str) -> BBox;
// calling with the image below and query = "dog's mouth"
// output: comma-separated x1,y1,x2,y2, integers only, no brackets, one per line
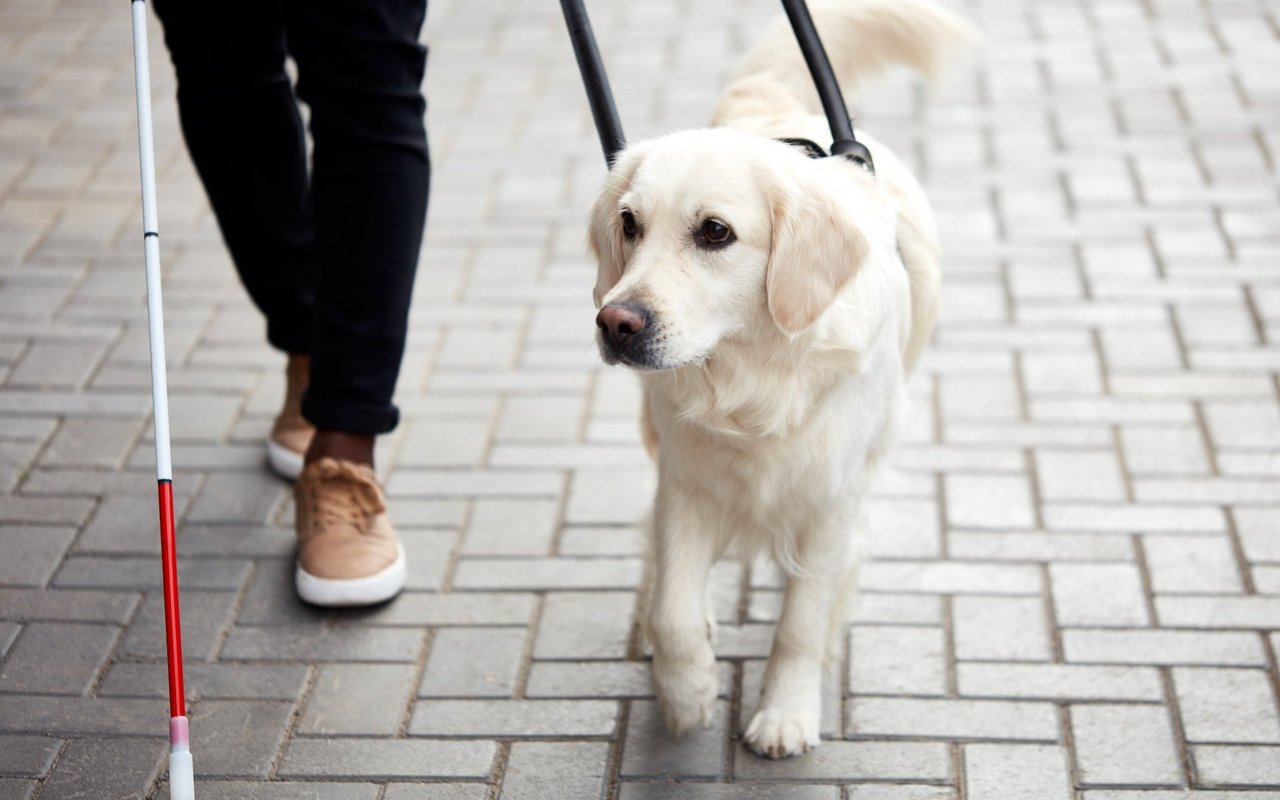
598,333,664,370
597,331,708,371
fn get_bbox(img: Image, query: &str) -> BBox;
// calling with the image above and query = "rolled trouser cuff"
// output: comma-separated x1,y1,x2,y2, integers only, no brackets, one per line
301,391,399,435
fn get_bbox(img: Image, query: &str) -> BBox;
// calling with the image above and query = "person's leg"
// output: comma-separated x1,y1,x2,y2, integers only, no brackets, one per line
151,0,315,356
285,0,431,461
282,0,429,607
153,0,320,481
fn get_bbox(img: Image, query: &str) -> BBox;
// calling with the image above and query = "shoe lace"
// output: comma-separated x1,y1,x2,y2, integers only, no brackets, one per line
305,460,386,536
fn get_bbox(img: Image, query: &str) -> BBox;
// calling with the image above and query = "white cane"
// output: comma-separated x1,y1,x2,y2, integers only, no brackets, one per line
128,1,196,797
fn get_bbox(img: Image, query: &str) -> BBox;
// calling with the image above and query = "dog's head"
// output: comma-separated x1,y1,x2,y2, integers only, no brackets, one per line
589,128,890,370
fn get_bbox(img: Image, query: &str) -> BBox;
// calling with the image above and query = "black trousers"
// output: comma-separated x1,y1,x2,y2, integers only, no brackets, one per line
154,0,430,434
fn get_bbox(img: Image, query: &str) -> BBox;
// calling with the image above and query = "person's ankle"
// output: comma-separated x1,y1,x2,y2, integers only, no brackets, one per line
305,430,375,467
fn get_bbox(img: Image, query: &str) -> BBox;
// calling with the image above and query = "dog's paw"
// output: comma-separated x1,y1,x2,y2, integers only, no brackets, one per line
653,654,718,736
744,707,820,759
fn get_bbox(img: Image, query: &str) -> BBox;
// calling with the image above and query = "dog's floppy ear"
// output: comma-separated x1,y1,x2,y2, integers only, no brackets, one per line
765,176,870,335
588,146,648,308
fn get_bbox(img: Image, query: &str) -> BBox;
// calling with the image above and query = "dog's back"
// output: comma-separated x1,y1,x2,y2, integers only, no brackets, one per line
712,0,978,373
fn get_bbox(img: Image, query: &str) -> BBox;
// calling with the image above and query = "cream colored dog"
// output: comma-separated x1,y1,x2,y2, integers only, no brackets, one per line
587,0,976,758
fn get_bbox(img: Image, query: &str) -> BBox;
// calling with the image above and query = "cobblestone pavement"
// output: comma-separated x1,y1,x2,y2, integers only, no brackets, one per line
1,0,1279,796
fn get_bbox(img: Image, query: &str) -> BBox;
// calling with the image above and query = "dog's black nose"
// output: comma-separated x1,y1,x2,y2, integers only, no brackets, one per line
596,304,649,345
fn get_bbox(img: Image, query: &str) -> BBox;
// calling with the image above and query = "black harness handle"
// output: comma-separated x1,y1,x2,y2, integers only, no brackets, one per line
561,0,874,174
559,0,626,165
779,0,874,172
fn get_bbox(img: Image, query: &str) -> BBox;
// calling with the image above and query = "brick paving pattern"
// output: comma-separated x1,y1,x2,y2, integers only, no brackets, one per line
1,0,1278,797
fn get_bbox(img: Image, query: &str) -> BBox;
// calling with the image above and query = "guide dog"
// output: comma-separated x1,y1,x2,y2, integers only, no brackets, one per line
588,0,977,758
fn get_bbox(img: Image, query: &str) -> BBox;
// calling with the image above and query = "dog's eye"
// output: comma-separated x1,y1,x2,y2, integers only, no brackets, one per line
621,210,638,239
699,218,734,247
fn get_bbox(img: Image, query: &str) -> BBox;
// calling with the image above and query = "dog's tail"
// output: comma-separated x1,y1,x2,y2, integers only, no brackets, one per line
713,0,979,126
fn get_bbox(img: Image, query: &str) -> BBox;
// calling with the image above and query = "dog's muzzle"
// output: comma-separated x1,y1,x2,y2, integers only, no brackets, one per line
596,302,659,368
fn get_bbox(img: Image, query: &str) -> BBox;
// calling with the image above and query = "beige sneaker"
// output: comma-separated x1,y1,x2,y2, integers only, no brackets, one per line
267,354,315,481
293,457,406,606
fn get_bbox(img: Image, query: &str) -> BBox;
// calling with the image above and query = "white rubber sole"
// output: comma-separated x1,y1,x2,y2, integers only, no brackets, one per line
266,437,305,482
295,542,406,607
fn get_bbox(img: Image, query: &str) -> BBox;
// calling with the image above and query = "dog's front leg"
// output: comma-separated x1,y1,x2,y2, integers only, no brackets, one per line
648,489,719,736
745,549,848,759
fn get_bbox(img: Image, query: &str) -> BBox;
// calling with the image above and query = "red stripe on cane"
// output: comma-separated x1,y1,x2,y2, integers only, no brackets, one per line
158,479,185,718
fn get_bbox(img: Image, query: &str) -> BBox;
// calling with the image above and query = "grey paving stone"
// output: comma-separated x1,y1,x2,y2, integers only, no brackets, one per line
383,785,489,800
1143,534,1244,594
39,416,141,468
1155,596,1280,630
1195,745,1280,787
233,559,343,626
848,593,944,625
222,625,424,662
1049,562,1150,627
564,468,655,525
845,788,953,800
860,561,1041,595
0,735,59,778
1083,794,1280,800
452,557,641,590
179,524,294,558
847,697,1059,742
462,498,558,556
0,525,76,586
1063,629,1266,667
189,700,294,778
533,591,634,659
19,469,201,498
420,627,526,698
944,474,1036,529
54,555,249,591
193,783,381,800
847,625,945,696
496,395,585,442
5,341,105,388
621,786,840,800
122,590,238,660
279,738,496,779
98,661,308,701
621,699,727,780
957,663,1164,702
0,695,164,736
713,624,776,658
0,622,118,694
501,741,609,800
38,737,161,799
300,663,417,735
389,498,468,529
0,589,141,624
0,624,16,661
0,778,36,800
163,393,243,442
185,472,284,524
75,493,195,554
409,699,618,737
525,661,652,698
398,419,491,468
734,741,950,781
965,743,1072,800
400,529,456,591
384,469,562,499
947,531,1133,563
1071,704,1183,786
1173,668,1280,744
363,592,537,626
952,596,1051,662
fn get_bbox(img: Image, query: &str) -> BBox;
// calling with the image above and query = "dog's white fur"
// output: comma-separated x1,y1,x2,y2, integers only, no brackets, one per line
587,0,977,758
